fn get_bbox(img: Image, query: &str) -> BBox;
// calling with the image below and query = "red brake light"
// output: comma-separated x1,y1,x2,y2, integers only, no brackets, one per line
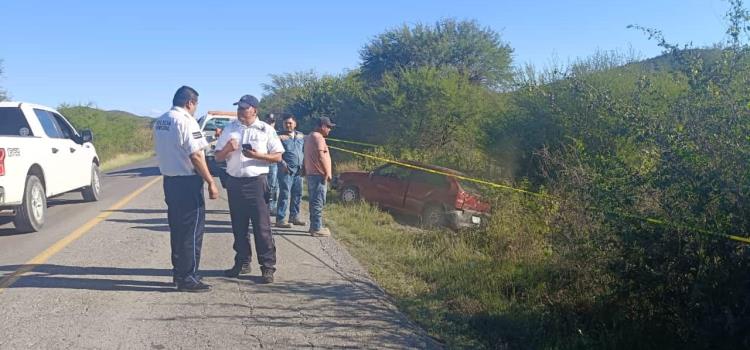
0,148,5,176
455,190,467,209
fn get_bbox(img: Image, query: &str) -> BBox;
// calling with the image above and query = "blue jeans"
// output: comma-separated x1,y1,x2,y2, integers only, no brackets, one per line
267,163,279,215
276,169,303,223
306,175,327,231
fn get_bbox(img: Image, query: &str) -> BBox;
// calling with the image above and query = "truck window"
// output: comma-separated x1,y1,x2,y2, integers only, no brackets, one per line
203,117,231,131
34,109,64,138
374,164,411,180
51,113,78,139
411,170,448,187
0,107,34,136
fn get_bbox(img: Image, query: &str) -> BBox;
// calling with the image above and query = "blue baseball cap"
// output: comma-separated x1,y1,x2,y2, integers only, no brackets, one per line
233,94,259,108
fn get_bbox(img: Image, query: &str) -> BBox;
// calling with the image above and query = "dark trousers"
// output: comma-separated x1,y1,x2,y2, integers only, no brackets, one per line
226,175,276,272
163,175,205,283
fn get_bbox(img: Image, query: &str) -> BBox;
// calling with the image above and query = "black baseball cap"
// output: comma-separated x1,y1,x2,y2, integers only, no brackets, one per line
233,94,259,108
318,117,336,128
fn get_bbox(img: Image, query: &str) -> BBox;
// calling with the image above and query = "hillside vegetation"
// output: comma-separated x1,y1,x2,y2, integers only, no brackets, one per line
261,4,750,349
57,105,153,164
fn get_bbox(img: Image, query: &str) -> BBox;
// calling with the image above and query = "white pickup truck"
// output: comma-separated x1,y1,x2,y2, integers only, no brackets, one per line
197,110,236,176
0,102,101,232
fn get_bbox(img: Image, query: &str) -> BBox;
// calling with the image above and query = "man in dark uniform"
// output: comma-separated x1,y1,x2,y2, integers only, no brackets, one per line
214,95,284,283
153,85,219,292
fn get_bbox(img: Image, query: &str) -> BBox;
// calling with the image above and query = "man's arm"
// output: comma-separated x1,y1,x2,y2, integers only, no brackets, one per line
190,151,219,199
215,138,238,162
244,150,282,163
317,149,332,182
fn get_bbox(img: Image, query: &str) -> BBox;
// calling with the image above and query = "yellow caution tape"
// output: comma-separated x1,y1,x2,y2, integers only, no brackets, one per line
329,144,553,199
611,210,750,244
327,138,379,147
328,139,750,245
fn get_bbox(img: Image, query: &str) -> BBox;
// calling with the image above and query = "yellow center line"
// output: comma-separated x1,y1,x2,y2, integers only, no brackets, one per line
0,176,162,293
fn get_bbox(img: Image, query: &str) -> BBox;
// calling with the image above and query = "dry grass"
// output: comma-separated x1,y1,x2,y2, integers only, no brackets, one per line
101,151,154,171
326,189,556,349
333,159,363,173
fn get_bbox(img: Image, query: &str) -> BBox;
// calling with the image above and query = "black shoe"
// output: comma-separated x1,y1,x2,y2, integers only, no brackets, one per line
176,280,212,293
173,275,202,286
261,269,275,284
224,262,252,277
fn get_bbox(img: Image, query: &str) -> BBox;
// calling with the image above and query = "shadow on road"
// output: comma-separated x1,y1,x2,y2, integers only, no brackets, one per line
47,197,88,208
0,263,440,348
105,209,230,215
106,166,161,178
0,227,29,237
0,265,175,292
142,280,438,349
105,217,233,234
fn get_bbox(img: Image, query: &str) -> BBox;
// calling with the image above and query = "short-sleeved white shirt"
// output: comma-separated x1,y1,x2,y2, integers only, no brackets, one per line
215,118,284,177
153,106,209,176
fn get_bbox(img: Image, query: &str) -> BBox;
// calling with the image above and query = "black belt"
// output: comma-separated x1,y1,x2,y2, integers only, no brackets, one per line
228,174,267,180
163,174,200,178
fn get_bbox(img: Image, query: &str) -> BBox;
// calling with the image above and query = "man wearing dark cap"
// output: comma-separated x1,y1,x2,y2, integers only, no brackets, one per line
153,85,219,292
303,117,335,237
214,94,284,283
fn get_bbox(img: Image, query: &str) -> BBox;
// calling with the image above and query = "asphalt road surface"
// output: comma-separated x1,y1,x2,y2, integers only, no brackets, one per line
0,159,439,349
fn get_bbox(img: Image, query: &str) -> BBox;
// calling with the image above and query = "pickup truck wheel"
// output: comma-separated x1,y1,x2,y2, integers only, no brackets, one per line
421,204,445,229
81,163,102,201
13,175,46,233
340,186,360,204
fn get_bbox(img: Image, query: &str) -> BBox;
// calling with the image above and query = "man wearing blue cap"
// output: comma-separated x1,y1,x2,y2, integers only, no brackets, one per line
214,94,284,283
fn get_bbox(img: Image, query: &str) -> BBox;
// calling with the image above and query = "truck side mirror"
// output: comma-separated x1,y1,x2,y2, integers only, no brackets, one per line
81,129,94,143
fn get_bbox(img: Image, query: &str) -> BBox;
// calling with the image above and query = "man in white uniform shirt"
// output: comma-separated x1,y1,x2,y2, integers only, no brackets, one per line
214,94,284,283
153,85,219,292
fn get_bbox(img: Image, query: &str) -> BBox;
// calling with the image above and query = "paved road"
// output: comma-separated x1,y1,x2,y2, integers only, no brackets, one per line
0,160,439,349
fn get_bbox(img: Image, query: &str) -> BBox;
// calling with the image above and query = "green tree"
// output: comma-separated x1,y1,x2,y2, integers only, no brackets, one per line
359,19,514,89
260,71,343,129
369,67,501,170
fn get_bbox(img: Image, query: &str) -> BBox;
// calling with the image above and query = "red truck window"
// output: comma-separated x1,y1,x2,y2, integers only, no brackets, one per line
374,164,411,180
410,170,448,187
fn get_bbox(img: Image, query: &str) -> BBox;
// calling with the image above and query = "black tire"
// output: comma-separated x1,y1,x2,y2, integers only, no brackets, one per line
13,175,46,233
81,163,102,202
421,204,445,229
340,186,360,204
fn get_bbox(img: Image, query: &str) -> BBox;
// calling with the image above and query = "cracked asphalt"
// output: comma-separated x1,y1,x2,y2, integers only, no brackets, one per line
0,161,440,349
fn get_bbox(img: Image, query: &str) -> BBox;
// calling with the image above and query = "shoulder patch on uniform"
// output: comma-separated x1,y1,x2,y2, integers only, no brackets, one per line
192,131,203,139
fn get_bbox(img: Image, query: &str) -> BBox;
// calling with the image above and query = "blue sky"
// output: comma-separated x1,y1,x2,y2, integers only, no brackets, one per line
0,0,731,117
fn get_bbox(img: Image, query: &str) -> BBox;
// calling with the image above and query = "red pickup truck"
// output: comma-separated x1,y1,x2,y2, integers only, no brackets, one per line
332,161,490,229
